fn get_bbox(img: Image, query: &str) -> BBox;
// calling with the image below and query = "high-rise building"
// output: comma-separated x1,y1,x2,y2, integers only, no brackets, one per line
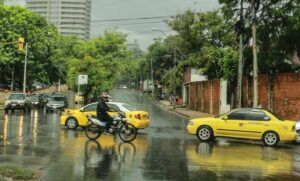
25,0,91,39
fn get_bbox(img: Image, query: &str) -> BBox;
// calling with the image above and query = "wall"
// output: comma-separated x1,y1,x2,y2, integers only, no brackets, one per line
188,80,220,115
242,73,300,120
186,73,300,120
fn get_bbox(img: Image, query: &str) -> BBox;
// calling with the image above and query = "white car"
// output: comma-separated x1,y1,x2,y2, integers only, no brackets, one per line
107,101,137,112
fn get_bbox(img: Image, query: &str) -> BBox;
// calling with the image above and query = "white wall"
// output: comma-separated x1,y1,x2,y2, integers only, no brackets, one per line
219,79,231,114
191,68,207,82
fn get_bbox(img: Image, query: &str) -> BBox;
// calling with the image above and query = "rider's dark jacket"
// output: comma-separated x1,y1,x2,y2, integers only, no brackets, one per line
96,99,113,122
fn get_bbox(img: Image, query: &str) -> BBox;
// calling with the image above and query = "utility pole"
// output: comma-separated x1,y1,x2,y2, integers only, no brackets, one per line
77,82,80,93
236,0,244,108
173,43,177,110
23,43,28,93
11,65,15,91
252,0,258,108
151,28,177,109
150,58,154,97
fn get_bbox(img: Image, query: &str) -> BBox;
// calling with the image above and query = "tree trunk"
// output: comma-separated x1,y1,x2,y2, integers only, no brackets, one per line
11,65,15,91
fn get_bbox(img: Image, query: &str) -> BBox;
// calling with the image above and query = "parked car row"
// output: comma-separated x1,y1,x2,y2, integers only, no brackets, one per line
4,92,68,113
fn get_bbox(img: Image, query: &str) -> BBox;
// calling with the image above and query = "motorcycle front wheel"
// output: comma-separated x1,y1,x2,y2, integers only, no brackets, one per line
85,123,102,140
118,123,137,142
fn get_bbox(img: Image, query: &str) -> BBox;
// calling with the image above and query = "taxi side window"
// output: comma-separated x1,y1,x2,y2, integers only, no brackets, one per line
107,104,119,111
247,111,270,121
84,104,97,112
227,110,248,120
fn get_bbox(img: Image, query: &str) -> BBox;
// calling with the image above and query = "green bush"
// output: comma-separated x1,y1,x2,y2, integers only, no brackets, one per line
0,165,35,180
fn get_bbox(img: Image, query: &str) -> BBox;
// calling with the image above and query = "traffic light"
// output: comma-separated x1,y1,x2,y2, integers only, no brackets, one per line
18,37,25,51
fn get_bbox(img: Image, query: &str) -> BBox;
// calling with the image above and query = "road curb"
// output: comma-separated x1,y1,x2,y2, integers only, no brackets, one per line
153,100,190,119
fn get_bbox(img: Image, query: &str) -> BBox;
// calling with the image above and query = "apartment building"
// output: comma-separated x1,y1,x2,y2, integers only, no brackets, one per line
25,0,91,39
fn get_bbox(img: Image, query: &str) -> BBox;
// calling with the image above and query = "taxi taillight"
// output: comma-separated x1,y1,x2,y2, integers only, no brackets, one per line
292,125,296,131
134,114,141,120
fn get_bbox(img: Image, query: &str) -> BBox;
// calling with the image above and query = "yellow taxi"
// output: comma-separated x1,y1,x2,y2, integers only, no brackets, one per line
74,92,84,104
60,102,150,130
186,108,297,146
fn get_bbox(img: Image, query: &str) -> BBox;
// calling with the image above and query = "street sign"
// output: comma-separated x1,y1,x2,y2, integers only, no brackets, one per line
78,74,88,85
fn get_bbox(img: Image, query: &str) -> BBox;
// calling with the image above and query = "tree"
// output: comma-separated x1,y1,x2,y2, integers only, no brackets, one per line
0,5,60,90
168,10,238,80
219,0,300,109
219,0,299,73
66,30,131,101
142,10,238,97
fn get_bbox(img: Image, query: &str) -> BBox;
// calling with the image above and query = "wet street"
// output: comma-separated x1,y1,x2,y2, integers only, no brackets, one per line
1,90,300,181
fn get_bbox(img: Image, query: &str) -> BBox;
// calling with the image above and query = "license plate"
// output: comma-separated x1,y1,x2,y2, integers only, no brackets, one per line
12,104,16,107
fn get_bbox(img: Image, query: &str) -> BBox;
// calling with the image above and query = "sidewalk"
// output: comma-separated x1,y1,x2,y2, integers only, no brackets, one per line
159,100,214,119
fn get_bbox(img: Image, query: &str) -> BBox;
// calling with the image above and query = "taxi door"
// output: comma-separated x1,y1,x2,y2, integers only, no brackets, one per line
79,103,98,125
242,110,271,139
216,109,250,138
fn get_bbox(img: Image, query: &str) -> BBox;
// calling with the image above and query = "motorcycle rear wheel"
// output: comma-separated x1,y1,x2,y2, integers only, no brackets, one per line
85,123,102,140
118,123,137,142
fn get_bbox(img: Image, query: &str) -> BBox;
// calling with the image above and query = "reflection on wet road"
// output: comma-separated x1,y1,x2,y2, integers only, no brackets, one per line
0,89,300,180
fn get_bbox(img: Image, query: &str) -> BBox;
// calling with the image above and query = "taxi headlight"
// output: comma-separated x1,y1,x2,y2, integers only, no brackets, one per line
5,100,10,106
188,120,194,126
65,110,73,116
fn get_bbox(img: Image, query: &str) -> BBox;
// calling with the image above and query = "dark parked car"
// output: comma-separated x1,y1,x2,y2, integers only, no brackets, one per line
40,93,52,106
5,93,31,113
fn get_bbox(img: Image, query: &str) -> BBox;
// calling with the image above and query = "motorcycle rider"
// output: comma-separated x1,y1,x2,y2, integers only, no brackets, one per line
96,92,115,133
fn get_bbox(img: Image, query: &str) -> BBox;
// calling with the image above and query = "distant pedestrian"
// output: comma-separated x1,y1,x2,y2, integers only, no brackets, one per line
169,95,173,105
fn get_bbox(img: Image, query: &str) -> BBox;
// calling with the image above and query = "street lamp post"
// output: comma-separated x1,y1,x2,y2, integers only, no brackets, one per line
150,58,154,97
23,43,28,93
151,28,177,109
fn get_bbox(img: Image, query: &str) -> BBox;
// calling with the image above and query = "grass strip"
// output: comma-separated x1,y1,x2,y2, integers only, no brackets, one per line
0,165,35,180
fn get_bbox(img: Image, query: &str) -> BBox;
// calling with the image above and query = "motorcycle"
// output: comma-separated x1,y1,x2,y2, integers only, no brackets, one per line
85,111,137,142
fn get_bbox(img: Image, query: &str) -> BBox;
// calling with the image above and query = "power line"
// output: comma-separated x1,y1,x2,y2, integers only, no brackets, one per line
91,16,173,23
90,30,173,36
90,21,166,27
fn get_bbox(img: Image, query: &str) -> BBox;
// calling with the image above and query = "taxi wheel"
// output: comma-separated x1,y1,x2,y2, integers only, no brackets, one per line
197,126,214,142
262,131,279,146
66,117,78,129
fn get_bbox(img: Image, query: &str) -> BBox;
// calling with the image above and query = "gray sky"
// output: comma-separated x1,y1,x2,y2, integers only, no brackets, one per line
6,0,220,50
91,0,220,50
